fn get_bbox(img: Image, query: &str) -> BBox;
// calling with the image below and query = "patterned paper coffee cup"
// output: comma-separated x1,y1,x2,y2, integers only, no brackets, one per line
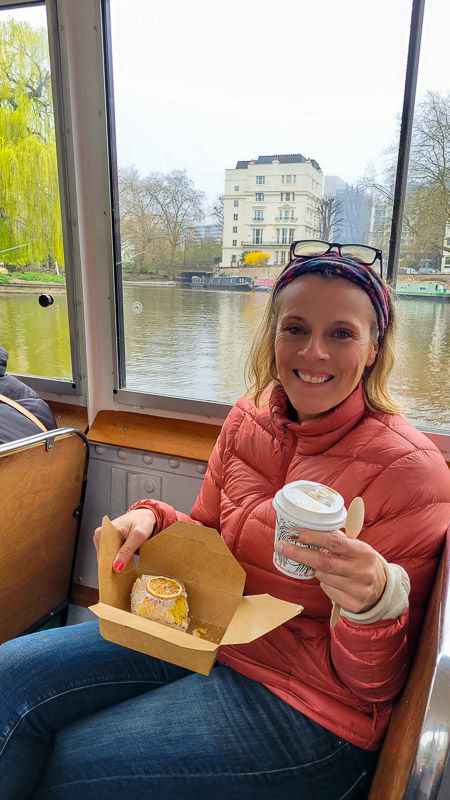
272,481,347,579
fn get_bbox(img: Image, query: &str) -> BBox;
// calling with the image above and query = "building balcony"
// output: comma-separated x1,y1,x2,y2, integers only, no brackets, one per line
275,217,298,222
240,241,293,248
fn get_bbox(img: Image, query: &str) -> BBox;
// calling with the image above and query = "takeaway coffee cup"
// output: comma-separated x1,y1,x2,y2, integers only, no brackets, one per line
272,481,347,579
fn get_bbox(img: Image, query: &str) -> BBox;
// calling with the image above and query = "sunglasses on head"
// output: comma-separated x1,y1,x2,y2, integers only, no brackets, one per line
288,240,383,278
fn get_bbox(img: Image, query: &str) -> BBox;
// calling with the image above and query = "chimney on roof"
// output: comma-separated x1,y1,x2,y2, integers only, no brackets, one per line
272,156,279,163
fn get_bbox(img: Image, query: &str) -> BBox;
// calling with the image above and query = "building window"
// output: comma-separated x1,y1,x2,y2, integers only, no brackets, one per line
285,192,291,201
234,185,239,191
281,228,288,244
292,192,295,200
234,199,238,207
445,256,450,265
291,210,295,220
232,226,238,234
284,209,290,220
274,251,279,265
255,192,264,201
252,229,263,244
254,209,263,220
286,175,292,184
232,239,237,247
289,228,295,243
280,251,287,262
231,254,237,265
256,176,265,185
233,213,238,220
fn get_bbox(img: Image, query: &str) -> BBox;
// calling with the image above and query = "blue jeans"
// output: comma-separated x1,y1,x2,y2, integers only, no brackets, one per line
0,621,378,800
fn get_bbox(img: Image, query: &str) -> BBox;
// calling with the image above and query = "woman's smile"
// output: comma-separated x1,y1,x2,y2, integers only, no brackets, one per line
294,369,333,385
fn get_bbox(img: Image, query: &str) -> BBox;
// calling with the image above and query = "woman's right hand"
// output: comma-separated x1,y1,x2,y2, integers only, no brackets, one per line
93,508,157,572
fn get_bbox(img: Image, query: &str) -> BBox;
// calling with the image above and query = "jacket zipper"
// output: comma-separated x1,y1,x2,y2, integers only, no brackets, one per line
229,422,297,554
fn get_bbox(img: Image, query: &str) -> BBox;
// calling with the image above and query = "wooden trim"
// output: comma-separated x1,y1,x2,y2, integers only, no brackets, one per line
71,583,99,608
368,553,444,799
87,410,222,462
48,401,89,432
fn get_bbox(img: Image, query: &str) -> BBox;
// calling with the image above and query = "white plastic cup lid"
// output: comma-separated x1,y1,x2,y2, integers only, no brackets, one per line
273,480,346,531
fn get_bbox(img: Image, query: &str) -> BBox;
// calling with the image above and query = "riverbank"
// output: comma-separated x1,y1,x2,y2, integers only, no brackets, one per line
0,281,67,294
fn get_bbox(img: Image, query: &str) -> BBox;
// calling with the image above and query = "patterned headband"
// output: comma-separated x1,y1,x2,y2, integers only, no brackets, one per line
272,256,390,339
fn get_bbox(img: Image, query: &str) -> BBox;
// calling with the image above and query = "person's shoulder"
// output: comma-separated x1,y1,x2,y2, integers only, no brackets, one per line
364,411,444,460
362,411,450,499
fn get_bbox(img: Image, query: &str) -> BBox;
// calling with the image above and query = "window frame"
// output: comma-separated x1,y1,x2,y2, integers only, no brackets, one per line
1,0,86,398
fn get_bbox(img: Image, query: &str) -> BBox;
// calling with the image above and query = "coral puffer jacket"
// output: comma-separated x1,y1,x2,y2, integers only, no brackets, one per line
136,383,450,750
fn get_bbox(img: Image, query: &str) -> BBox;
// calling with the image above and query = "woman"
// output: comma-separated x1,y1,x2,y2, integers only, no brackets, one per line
1,243,449,800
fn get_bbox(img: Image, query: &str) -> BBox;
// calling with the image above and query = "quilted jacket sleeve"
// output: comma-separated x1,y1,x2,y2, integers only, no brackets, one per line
329,445,450,705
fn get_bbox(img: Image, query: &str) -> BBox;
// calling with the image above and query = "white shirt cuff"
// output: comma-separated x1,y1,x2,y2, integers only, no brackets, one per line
340,555,410,625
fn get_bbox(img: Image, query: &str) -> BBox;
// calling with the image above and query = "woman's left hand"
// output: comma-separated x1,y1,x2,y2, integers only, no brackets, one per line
275,529,387,614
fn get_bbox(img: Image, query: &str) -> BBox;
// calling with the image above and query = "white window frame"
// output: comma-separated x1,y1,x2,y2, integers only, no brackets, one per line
256,176,265,185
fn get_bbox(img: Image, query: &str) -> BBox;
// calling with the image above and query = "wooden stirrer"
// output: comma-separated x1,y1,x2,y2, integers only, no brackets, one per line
329,497,365,628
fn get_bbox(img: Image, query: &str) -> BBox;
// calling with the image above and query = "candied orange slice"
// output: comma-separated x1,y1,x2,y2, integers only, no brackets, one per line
146,576,183,599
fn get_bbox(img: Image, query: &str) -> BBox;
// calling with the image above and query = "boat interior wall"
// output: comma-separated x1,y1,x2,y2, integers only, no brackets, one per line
368,525,450,800
71,442,210,603
0,428,88,643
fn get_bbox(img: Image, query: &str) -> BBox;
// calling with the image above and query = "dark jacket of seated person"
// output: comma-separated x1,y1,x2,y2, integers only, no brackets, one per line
0,346,56,444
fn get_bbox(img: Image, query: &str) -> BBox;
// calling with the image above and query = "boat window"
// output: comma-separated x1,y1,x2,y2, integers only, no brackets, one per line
104,0,448,430
0,2,79,394
386,0,449,432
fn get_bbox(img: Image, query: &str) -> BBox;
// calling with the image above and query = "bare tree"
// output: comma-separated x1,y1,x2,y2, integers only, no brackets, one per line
211,195,224,228
316,195,344,241
361,91,450,262
144,170,205,278
118,166,165,277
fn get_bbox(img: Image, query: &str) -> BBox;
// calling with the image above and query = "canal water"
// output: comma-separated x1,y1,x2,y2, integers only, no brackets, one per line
0,285,449,431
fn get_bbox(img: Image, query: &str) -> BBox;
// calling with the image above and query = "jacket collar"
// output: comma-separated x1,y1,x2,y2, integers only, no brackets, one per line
269,381,367,455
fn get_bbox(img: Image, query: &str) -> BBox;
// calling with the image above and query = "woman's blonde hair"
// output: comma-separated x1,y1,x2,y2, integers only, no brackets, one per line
245,272,403,415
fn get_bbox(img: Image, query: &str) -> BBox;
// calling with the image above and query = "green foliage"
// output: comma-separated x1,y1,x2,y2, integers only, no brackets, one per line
9,270,65,283
0,273,11,283
0,18,64,266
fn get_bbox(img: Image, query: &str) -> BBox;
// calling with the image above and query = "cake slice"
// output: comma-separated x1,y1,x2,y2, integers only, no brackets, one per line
130,574,189,632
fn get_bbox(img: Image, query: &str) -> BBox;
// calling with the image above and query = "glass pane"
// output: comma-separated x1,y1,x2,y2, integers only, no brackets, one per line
0,3,71,380
107,0,448,430
368,0,449,430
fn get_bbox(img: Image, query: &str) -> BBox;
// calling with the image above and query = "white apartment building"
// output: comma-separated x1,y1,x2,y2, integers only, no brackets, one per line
222,154,323,269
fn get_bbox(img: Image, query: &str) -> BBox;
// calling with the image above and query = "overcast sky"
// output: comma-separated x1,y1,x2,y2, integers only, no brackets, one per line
6,0,449,216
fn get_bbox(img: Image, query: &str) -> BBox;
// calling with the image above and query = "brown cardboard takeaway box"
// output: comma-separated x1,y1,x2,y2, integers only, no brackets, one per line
90,516,303,676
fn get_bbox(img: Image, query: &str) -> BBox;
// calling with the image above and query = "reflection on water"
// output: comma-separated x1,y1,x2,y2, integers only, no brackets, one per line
0,286,449,431
0,292,71,380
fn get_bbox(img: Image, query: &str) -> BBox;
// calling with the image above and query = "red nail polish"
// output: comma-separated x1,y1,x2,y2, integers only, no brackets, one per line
114,560,124,572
